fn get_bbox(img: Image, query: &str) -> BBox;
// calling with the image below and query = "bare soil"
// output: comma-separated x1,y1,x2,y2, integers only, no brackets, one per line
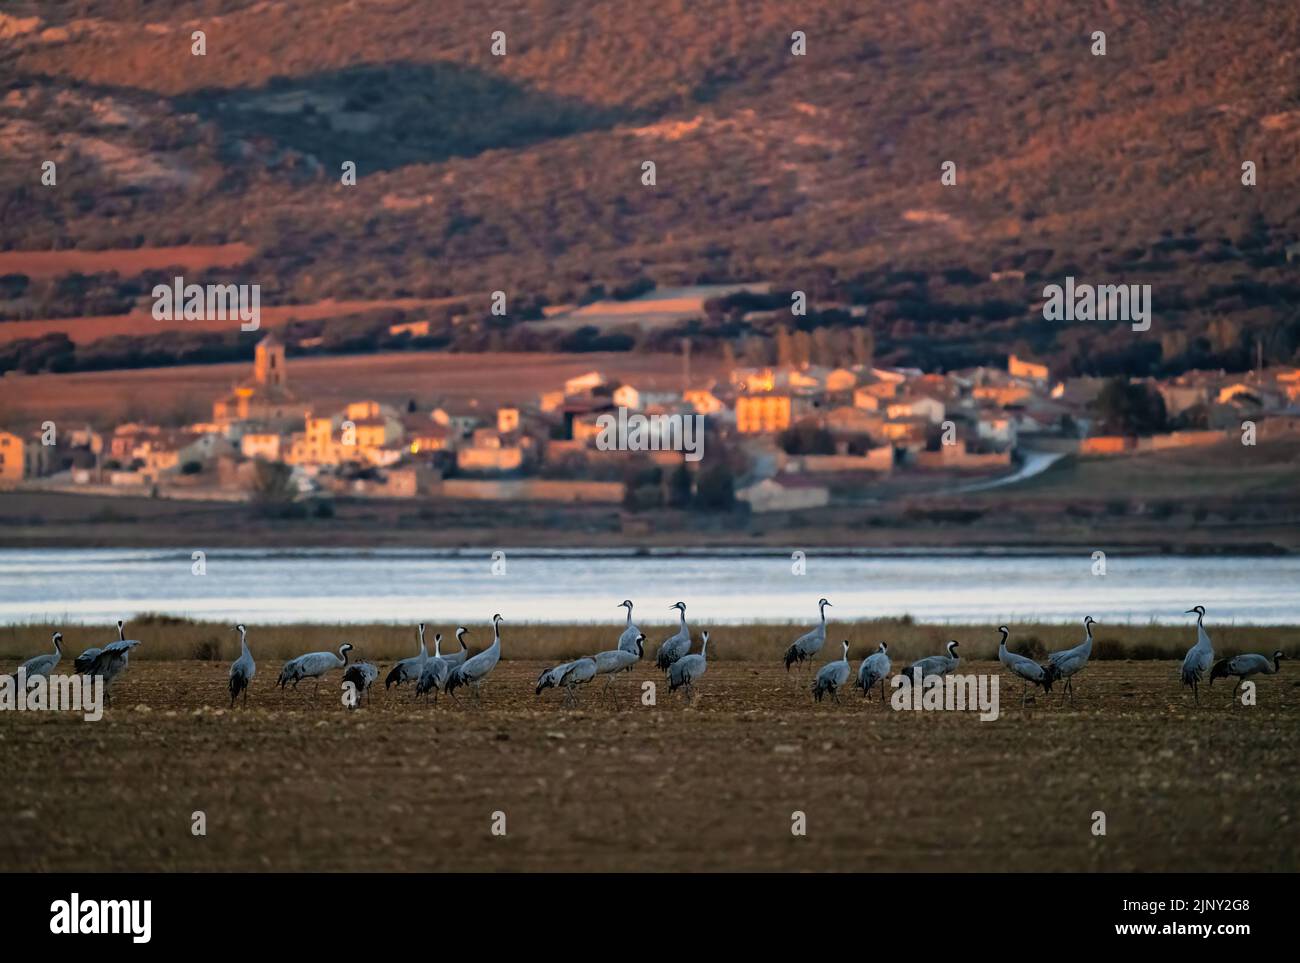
2,660,1294,872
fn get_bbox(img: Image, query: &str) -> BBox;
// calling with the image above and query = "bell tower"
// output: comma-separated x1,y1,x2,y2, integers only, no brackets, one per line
254,333,286,391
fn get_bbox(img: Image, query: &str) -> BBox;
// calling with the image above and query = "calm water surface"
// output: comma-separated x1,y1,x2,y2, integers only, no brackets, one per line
0,548,1295,625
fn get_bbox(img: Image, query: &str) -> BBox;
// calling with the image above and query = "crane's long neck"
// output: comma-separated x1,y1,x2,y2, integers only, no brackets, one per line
819,602,827,625
53,636,63,655
625,605,633,627
434,636,442,658
678,608,687,630
701,637,709,658
241,638,250,659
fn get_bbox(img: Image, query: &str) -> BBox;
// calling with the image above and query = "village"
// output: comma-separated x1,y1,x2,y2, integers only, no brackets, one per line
3,332,1299,514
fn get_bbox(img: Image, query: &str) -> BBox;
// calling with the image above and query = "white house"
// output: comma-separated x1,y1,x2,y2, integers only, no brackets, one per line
736,476,830,513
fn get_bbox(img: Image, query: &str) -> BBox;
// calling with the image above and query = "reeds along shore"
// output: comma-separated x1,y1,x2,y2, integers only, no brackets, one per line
3,617,1300,664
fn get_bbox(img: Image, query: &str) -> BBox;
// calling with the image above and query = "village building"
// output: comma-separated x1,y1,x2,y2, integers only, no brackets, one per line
212,333,301,428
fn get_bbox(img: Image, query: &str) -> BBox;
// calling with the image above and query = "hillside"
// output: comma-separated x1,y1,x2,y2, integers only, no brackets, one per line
1,0,1298,375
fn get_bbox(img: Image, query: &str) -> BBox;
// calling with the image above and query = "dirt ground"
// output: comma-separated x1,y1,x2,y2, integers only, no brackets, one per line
2,660,1295,872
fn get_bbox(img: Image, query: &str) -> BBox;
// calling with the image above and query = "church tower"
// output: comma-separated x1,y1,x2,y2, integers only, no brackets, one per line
254,333,286,391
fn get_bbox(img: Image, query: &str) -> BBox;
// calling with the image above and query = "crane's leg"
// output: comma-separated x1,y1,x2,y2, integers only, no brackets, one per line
1231,679,1241,707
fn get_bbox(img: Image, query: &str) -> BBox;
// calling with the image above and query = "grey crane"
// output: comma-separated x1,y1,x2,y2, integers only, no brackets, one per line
443,626,471,668
655,602,692,673
668,631,710,703
446,614,503,701
1181,605,1214,704
617,600,642,656
535,660,575,696
414,633,451,703
854,642,891,703
74,619,125,674
783,598,831,671
384,623,428,689
277,642,353,698
15,631,63,681
343,659,379,708
900,640,960,683
82,635,141,707
1210,650,1285,705
593,634,644,702
228,624,256,709
1045,616,1096,702
811,640,851,703
558,657,598,707
996,626,1052,706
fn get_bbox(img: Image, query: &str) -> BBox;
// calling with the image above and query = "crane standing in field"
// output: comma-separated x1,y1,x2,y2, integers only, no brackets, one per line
900,640,960,683
558,657,598,707
783,598,831,672
81,624,142,708
1045,615,1096,702
343,658,379,708
996,626,1052,706
444,627,470,669
1181,605,1214,704
1210,650,1285,706
854,642,891,703
668,631,710,703
384,623,429,689
277,642,353,698
617,600,642,656
593,634,644,703
74,619,126,674
228,624,256,709
13,631,63,682
655,602,692,674
811,640,851,704
413,633,451,703
446,615,503,702
535,660,574,696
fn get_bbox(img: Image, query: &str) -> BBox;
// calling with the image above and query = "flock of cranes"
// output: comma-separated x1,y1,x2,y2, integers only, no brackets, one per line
5,600,1289,711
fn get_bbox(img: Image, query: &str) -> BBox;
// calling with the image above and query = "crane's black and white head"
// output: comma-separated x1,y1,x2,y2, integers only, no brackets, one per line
841,639,850,657
456,626,468,639
671,601,686,613
417,622,425,637
878,641,888,653
234,623,246,635
998,625,1010,643
635,633,646,656
819,597,832,608
339,642,353,656
1084,615,1097,628
1185,605,1206,624
620,599,633,610
946,640,959,655
116,619,125,639
1274,650,1286,664
52,631,63,648
492,613,503,624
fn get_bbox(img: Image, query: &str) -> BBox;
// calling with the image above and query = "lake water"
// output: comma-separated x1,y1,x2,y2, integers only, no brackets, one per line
0,548,1296,626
